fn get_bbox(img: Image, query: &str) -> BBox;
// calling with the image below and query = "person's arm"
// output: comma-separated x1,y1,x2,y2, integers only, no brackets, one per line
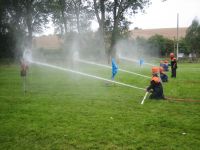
173,61,177,69
147,81,155,92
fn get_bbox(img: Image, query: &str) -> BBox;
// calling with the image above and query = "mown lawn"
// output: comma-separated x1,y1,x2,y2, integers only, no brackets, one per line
0,61,200,150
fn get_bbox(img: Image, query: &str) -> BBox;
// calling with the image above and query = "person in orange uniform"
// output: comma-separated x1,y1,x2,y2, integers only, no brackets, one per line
170,53,177,78
146,67,165,99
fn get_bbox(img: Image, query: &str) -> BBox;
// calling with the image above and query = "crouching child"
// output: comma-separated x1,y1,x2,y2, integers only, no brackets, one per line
146,67,165,100
163,60,169,71
160,67,168,82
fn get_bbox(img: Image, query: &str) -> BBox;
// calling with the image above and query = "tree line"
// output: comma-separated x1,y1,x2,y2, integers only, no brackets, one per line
0,0,151,61
142,19,200,58
0,0,199,61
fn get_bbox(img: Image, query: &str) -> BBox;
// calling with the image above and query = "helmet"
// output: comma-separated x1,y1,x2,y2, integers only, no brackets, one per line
170,53,174,58
151,76,160,83
152,67,159,74
159,67,164,73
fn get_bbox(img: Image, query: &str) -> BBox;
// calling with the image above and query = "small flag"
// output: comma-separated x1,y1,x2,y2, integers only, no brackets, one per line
139,59,144,66
111,58,118,80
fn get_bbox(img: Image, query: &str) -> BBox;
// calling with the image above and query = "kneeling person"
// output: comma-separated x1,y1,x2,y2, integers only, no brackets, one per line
147,67,165,99
160,67,168,82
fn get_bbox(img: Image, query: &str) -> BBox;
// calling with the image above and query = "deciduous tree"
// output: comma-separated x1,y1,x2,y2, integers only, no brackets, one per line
185,19,200,54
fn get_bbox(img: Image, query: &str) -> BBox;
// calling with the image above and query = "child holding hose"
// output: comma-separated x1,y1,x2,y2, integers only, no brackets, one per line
146,67,165,99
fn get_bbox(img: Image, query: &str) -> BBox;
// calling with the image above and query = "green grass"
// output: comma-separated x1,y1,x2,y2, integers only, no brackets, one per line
0,61,200,150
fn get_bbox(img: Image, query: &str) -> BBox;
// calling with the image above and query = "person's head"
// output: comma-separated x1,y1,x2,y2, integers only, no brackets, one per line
170,53,174,59
164,60,168,64
159,67,164,73
160,60,164,64
152,67,159,76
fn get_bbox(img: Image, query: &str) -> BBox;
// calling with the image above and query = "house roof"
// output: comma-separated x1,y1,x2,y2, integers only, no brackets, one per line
33,35,63,49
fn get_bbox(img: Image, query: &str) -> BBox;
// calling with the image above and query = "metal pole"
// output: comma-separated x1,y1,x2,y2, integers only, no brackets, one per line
177,13,179,60
174,36,176,54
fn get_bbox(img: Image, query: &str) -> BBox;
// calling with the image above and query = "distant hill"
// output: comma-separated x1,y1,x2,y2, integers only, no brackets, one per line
130,27,187,40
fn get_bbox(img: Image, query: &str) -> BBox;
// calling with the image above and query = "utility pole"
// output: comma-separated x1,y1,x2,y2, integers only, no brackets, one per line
176,13,179,60
173,36,176,54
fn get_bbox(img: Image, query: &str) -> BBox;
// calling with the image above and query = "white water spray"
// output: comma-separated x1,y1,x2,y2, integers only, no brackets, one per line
76,58,151,79
23,48,32,63
30,60,146,91
119,56,156,67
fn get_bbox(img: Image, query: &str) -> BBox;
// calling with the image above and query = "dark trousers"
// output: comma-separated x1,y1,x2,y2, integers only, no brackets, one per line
149,87,165,100
171,68,176,78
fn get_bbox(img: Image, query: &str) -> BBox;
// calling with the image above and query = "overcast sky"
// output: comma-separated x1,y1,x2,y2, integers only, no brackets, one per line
43,0,200,35
129,0,200,29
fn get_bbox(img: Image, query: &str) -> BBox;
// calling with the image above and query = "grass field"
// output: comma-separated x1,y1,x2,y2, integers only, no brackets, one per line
0,61,200,150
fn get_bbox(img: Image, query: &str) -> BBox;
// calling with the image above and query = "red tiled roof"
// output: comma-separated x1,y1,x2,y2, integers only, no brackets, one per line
33,35,63,49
